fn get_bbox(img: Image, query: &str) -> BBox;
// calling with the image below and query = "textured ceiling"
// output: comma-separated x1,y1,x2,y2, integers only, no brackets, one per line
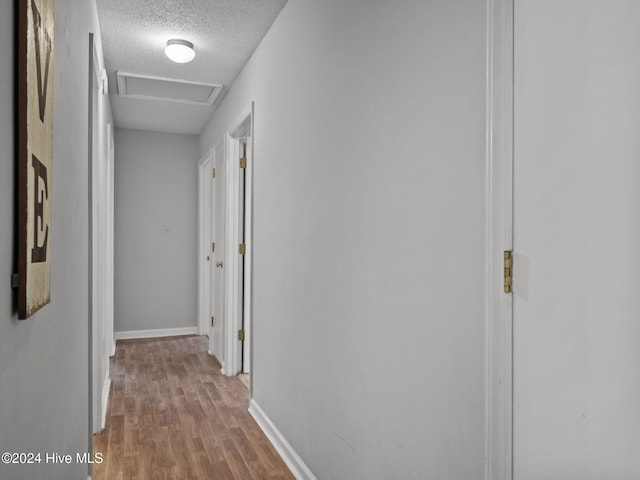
96,0,287,134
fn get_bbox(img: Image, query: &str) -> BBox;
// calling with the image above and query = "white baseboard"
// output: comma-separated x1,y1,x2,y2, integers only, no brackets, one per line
248,399,316,480
114,326,198,340
100,372,110,430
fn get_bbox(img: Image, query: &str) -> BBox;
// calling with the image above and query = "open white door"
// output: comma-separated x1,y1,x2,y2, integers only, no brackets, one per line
219,105,253,377
237,136,252,374
198,149,213,337
89,35,112,435
211,140,226,368
241,135,252,374
512,2,640,478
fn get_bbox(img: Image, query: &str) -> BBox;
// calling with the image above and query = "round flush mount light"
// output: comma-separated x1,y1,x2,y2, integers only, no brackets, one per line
165,39,195,64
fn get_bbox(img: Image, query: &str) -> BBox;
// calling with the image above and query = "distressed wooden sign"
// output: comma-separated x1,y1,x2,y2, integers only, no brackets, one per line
17,0,54,318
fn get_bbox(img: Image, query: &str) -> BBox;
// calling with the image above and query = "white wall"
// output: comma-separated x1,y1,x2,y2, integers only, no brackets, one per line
200,0,488,478
114,129,199,333
0,1,112,479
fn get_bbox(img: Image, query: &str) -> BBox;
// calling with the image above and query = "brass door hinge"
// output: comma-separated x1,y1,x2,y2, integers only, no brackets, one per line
211,316,215,327
211,242,215,253
504,251,513,293
212,167,216,178
238,329,245,341
239,243,246,255
240,157,247,169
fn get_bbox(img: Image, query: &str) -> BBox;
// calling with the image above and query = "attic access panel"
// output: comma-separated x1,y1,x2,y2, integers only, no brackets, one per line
116,71,223,106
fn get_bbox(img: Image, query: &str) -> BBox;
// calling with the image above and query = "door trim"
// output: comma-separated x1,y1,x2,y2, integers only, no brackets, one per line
198,148,214,336
243,133,252,375
486,0,514,478
107,124,116,357
223,103,253,377
89,34,112,437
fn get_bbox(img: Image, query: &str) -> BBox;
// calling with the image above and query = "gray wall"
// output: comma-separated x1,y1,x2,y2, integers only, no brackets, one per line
0,1,111,479
114,128,199,333
200,0,488,478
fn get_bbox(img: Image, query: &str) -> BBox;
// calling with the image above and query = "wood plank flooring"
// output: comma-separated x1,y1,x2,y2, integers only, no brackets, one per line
93,335,294,480
238,374,250,390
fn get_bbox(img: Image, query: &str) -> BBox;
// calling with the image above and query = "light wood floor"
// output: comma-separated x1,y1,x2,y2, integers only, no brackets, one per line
238,374,250,390
93,335,294,480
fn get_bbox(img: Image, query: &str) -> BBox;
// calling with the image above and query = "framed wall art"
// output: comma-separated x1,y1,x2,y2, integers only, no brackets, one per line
17,0,54,318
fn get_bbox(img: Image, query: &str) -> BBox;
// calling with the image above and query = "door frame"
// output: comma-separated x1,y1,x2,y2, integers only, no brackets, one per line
242,135,252,374
107,123,115,357
486,0,514,479
198,148,214,336
89,33,113,443
223,103,254,377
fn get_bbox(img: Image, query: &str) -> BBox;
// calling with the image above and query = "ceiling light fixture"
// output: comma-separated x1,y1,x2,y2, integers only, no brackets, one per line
165,39,195,64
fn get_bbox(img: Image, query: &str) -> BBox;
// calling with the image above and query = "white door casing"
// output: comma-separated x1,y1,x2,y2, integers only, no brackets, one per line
235,136,252,375
107,124,115,358
89,36,113,435
486,1,514,479
242,135,252,375
221,104,253,377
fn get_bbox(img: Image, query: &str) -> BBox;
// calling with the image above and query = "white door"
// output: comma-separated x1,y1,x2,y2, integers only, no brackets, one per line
90,40,109,433
241,136,252,374
238,138,248,373
211,141,226,367
198,153,213,337
513,1,640,478
206,158,215,339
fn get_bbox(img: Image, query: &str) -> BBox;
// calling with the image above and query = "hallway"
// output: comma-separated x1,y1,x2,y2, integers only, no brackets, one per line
5,1,640,478
93,336,293,480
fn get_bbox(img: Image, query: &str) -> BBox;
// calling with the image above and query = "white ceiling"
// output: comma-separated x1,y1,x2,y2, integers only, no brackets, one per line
96,0,287,135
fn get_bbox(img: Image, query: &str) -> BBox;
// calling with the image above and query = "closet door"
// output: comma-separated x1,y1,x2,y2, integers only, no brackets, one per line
513,2,640,478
